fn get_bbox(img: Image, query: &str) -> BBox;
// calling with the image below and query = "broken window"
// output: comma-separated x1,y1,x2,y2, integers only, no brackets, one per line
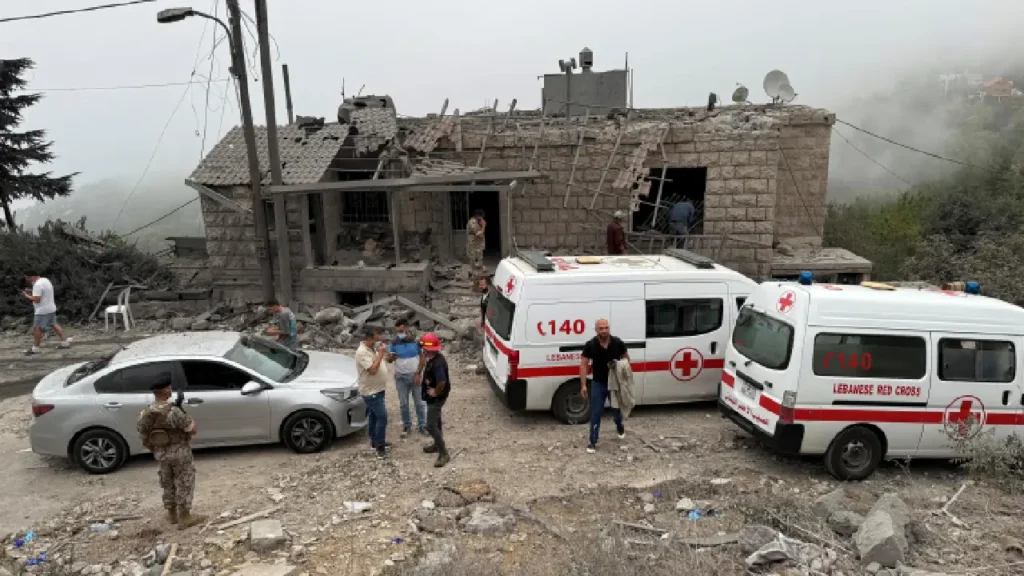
342,191,390,224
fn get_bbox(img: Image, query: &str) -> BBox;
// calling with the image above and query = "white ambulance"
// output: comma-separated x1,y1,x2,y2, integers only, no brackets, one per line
482,249,757,423
719,279,1024,481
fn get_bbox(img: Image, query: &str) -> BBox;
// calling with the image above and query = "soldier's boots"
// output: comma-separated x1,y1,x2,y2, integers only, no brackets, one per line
177,510,207,530
166,509,178,525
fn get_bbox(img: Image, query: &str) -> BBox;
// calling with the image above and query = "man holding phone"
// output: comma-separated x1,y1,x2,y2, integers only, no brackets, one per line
356,326,390,458
23,273,71,356
579,319,628,454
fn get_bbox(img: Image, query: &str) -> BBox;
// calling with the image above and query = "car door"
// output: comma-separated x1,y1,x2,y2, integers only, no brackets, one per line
917,333,1023,457
642,283,728,404
179,359,272,445
92,361,178,453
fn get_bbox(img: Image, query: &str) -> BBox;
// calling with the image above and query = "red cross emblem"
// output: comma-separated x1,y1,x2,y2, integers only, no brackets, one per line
505,277,516,295
777,291,796,313
943,395,986,440
669,347,704,382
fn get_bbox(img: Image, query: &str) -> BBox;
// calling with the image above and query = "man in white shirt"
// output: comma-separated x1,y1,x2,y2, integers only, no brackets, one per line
355,326,391,458
23,274,71,356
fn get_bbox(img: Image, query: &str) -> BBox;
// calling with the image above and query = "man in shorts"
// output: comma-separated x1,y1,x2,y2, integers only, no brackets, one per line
23,273,71,356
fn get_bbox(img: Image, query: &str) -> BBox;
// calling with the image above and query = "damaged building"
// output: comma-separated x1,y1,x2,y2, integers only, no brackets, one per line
186,49,870,304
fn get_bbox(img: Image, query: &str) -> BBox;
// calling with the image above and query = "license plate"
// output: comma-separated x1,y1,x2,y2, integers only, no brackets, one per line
739,382,758,400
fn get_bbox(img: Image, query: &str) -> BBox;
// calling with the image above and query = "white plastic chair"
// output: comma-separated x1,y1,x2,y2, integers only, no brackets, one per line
104,287,135,332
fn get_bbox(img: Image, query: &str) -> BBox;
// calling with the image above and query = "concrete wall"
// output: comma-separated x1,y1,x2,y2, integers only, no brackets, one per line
542,69,628,117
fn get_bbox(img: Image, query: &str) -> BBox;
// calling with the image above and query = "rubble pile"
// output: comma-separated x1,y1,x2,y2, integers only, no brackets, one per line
331,224,434,266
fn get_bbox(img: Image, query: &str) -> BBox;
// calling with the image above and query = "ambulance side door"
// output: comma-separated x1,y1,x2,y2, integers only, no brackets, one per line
917,332,1023,458
642,282,728,404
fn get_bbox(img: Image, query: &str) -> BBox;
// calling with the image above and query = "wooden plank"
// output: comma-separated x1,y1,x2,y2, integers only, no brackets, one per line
396,296,460,332
269,172,544,196
160,543,177,576
216,506,282,530
589,109,632,210
563,106,590,208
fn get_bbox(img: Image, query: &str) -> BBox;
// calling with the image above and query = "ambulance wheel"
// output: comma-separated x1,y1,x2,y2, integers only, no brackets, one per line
825,426,883,481
552,381,590,425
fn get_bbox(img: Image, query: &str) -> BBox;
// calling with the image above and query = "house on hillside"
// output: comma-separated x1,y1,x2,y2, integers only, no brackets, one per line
186,50,870,305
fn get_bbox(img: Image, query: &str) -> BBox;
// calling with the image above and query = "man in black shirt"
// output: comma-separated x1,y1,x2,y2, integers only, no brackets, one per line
580,318,629,453
418,332,451,468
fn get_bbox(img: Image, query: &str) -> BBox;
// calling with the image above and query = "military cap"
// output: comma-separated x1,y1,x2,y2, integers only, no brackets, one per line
149,373,173,391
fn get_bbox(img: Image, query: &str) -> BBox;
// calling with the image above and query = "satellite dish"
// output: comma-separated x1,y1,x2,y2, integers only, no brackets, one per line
763,69,791,101
732,84,749,104
778,83,797,103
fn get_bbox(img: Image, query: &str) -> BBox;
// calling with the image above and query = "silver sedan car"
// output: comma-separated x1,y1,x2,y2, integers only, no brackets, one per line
28,331,366,474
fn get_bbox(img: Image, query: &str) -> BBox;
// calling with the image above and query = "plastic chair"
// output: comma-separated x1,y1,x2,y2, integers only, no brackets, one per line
104,287,135,332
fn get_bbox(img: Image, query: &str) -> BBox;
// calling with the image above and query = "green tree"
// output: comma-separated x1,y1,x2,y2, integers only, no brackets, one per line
0,58,75,230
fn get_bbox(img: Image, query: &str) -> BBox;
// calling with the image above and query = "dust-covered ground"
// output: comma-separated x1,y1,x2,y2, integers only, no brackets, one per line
1,331,1023,576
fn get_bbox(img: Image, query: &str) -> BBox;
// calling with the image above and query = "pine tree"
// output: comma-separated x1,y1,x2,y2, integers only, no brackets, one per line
0,58,75,230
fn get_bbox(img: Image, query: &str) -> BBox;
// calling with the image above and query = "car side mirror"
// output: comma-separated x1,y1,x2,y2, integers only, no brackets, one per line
241,381,263,396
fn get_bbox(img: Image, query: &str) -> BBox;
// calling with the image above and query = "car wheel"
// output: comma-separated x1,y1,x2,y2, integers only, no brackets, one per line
825,426,883,481
72,429,128,475
552,381,590,425
283,411,334,454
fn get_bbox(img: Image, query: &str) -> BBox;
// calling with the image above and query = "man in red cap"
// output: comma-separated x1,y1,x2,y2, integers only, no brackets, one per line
416,332,451,467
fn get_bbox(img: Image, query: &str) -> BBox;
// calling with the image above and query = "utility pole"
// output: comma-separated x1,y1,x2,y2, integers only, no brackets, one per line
282,64,294,125
226,0,274,302
254,0,292,306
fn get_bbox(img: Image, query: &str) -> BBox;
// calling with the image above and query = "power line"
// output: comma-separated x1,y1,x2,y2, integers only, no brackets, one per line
0,0,158,24
834,118,976,169
31,79,229,92
122,198,199,237
832,126,912,188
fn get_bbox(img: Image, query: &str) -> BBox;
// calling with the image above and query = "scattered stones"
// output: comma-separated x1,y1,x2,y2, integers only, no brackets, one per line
227,564,300,576
249,519,287,552
674,498,696,511
169,318,192,331
450,479,493,503
413,539,457,576
737,524,780,555
314,307,344,325
854,493,912,568
827,510,865,537
459,505,517,537
812,488,848,520
421,500,436,510
190,320,210,331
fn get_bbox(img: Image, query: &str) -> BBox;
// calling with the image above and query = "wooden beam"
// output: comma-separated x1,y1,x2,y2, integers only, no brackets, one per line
299,193,313,269
405,184,505,193
185,180,251,214
268,170,544,196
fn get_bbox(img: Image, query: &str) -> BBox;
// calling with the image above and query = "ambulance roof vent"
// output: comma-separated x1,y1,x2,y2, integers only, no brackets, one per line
663,248,715,269
518,249,555,272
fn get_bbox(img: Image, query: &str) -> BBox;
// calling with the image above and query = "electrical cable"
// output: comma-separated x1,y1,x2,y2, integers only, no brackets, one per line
0,0,158,24
122,198,200,236
835,118,976,169
31,80,229,92
832,126,912,188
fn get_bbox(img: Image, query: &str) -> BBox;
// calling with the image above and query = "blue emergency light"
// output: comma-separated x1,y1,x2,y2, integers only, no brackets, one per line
798,271,813,285
965,281,980,295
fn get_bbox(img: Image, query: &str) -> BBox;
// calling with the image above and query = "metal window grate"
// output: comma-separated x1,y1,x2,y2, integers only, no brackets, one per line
342,191,390,223
450,191,469,231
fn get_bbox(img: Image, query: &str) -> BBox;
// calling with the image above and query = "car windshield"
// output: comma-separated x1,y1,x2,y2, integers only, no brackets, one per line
732,306,794,370
223,336,305,382
66,353,114,386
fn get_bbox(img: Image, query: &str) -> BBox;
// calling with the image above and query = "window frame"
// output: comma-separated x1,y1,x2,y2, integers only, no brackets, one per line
811,332,927,380
341,190,390,224
644,297,724,340
180,359,255,392
485,290,516,341
731,307,794,371
938,338,1016,383
93,361,179,395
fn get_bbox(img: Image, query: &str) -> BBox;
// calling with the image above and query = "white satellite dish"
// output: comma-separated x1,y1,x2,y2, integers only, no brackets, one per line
763,69,791,102
778,83,796,103
732,84,749,104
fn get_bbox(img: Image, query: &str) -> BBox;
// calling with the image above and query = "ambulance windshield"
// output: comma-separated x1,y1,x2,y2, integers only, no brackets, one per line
487,290,516,341
732,307,794,370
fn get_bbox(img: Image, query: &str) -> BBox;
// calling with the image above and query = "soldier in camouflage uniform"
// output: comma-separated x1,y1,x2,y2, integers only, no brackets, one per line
466,209,486,278
136,377,206,529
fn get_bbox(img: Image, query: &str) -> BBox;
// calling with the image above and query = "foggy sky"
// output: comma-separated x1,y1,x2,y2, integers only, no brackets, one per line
3,0,1023,192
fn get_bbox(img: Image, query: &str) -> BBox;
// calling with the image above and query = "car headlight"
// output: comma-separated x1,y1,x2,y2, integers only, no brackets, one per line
321,388,358,402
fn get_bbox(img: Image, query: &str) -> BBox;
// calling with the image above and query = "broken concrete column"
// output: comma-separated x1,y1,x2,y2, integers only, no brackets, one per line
854,493,911,568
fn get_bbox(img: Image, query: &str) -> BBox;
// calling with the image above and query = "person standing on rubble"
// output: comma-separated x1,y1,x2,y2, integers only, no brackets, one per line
478,276,492,327
22,273,72,356
466,209,487,277
668,196,696,248
389,319,428,438
136,375,205,529
357,326,391,458
607,211,627,255
418,333,451,467
265,300,298,350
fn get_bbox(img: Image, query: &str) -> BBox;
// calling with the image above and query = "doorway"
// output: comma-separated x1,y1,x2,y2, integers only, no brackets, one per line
450,190,502,257
631,167,708,235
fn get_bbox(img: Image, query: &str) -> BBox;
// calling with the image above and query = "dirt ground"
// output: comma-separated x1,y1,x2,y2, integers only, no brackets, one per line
1,327,1023,575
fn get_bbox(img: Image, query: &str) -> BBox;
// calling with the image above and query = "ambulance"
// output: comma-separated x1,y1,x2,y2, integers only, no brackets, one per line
718,277,1024,481
482,249,757,423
